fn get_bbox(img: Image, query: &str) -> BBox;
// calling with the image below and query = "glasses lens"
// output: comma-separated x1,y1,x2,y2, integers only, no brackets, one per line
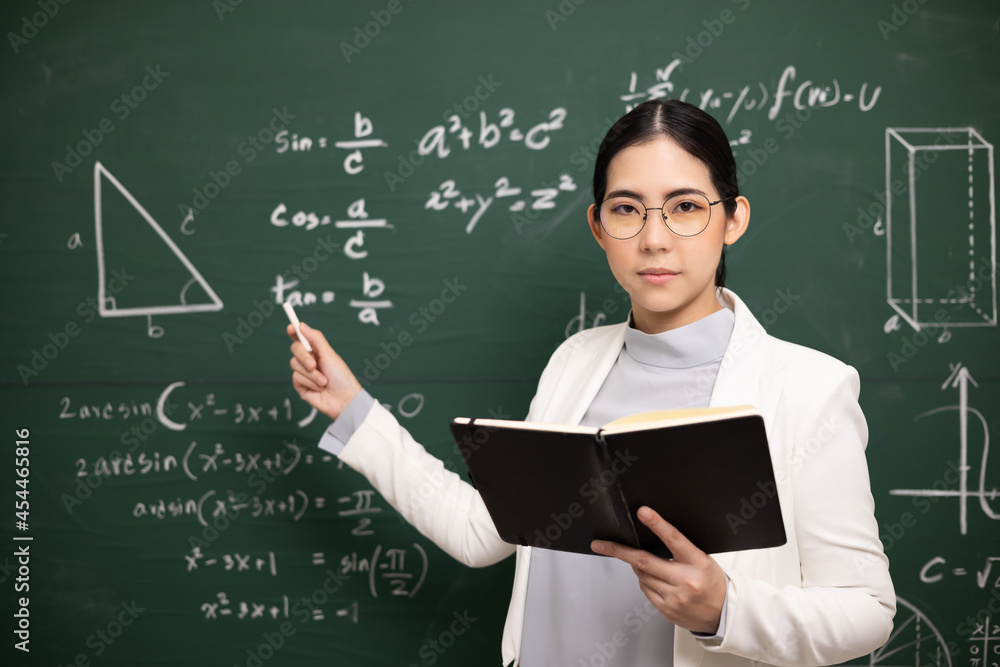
663,193,712,237
600,197,645,239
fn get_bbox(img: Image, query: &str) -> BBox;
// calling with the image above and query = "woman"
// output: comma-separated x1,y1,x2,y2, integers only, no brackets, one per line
288,99,895,666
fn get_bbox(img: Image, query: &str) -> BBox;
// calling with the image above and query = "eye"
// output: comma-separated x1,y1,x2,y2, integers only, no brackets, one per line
609,200,642,215
671,198,703,215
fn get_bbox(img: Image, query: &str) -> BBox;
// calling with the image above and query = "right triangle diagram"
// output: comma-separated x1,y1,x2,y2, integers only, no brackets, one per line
94,161,223,317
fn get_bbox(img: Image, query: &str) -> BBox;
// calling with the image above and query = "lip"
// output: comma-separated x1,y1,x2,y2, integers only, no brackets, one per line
638,268,679,284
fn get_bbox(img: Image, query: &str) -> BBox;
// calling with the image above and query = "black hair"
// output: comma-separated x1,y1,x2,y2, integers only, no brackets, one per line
592,99,740,288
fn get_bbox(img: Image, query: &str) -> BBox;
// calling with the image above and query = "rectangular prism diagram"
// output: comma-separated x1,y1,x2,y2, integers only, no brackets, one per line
885,127,997,330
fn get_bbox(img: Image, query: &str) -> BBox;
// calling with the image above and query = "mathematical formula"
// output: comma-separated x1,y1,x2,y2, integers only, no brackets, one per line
921,555,1000,589
131,489,320,523
56,383,424,428
196,541,429,622
186,548,278,576
274,111,387,175
425,173,577,234
418,107,568,159
620,61,882,123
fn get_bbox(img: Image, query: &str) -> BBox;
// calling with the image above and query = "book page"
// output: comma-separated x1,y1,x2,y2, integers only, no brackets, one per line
451,417,598,436
602,405,760,433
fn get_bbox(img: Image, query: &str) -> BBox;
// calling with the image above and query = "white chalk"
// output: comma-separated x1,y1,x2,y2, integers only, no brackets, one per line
283,302,313,352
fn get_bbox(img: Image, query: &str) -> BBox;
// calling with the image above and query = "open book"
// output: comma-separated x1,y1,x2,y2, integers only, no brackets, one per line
450,406,785,559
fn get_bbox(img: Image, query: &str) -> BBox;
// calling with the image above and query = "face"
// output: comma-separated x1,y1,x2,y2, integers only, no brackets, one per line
588,136,750,334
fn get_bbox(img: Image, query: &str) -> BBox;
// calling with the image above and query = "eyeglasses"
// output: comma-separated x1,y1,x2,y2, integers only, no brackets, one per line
597,193,732,239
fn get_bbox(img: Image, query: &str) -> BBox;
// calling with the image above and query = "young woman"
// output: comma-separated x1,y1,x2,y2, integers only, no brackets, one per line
288,99,895,666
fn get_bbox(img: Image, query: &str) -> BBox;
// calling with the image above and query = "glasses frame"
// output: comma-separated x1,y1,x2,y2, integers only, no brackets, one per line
597,194,734,240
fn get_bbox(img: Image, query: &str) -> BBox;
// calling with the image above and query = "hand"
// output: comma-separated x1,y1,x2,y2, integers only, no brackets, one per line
591,507,727,635
287,322,362,421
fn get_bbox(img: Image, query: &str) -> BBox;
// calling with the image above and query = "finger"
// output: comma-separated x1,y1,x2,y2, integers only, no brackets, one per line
288,340,317,373
631,560,686,590
593,540,679,591
291,369,324,394
290,356,327,386
286,322,315,362
636,577,668,606
591,540,654,569
287,324,317,369
636,507,703,563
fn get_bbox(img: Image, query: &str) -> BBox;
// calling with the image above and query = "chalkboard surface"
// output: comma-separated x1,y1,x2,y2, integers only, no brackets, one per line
2,1,998,665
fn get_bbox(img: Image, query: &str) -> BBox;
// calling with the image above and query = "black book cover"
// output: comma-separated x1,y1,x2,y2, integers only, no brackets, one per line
451,412,786,559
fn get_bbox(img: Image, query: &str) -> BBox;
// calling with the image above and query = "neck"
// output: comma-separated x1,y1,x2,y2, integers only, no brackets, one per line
631,292,723,334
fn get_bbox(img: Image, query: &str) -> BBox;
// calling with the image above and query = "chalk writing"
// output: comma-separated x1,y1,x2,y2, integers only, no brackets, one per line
270,270,393,325
425,172,577,234
270,197,392,263
884,128,997,333
968,616,1000,667
94,162,224,337
417,107,568,159
185,547,278,576
75,451,178,478
620,62,882,122
339,543,428,599
867,597,953,667
890,364,1000,534
920,555,1000,588
58,397,154,420
201,592,291,621
338,489,382,537
131,489,320,523
152,382,318,430
274,111,388,175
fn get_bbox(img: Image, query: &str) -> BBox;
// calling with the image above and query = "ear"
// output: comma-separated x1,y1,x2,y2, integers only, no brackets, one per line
587,203,607,250
723,196,750,246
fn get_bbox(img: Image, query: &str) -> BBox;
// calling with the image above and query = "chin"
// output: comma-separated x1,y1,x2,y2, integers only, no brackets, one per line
635,288,716,319
634,298,690,318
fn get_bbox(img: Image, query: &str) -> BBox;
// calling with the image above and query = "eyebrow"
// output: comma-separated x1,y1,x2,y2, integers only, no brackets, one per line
604,187,709,201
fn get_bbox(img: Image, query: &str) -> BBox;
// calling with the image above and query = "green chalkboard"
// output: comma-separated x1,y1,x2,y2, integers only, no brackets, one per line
1,1,998,665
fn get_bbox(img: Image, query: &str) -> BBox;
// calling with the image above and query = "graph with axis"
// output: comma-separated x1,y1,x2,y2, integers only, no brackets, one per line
889,363,999,535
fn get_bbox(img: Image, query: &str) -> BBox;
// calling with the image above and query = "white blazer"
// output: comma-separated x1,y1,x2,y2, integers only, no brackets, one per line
337,288,896,666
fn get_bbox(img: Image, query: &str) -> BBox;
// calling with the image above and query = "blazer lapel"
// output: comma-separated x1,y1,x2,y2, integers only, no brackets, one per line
538,323,627,425
710,288,785,427
707,290,788,574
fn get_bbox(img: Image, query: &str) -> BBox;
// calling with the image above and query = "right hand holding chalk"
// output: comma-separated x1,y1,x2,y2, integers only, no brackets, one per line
287,320,362,421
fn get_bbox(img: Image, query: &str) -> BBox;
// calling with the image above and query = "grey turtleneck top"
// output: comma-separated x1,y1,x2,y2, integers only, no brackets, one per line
519,307,735,666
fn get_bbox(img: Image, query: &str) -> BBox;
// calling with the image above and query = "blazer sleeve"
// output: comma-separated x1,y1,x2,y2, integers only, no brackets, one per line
702,363,896,665
337,400,515,568
329,331,589,570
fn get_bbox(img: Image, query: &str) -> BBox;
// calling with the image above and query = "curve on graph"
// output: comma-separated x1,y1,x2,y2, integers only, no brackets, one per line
916,404,999,518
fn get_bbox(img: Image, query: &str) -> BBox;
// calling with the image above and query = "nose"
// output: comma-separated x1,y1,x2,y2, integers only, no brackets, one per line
638,207,674,252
